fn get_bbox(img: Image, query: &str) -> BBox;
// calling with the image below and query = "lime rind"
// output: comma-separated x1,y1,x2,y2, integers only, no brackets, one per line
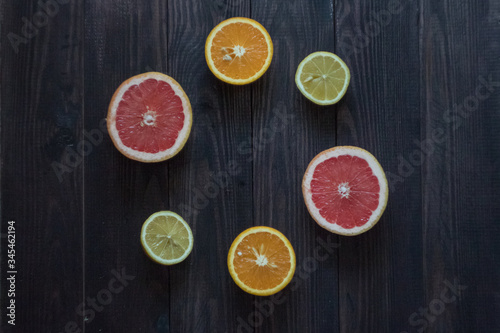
295,52,350,105
140,211,194,265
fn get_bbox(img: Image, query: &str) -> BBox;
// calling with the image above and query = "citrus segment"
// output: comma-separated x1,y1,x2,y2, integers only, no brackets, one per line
302,146,388,236
295,51,350,105
228,226,295,296
107,72,192,162
140,211,194,265
206,17,273,85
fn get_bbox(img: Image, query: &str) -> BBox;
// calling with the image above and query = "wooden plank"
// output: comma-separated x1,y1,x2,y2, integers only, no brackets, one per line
83,1,172,332
251,0,339,331
1,1,499,332
419,0,500,331
0,0,84,332
335,1,423,331
165,1,256,332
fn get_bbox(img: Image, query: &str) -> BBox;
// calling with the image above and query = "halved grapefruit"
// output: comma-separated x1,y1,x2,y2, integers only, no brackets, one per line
302,146,388,236
107,72,192,162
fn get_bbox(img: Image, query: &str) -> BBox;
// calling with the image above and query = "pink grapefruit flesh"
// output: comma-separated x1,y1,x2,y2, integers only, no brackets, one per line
302,146,388,236
107,72,192,162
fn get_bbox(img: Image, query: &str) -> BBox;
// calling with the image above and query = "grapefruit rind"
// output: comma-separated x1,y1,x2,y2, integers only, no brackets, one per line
227,226,296,296
107,72,192,163
302,146,388,236
140,211,194,265
205,17,273,85
295,51,350,106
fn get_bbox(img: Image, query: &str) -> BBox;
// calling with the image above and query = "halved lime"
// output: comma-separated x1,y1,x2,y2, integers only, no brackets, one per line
295,51,350,105
140,211,193,265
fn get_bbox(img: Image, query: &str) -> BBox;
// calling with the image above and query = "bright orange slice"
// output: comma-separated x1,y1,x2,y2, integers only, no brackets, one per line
107,72,192,162
227,226,295,296
205,17,273,85
302,146,388,236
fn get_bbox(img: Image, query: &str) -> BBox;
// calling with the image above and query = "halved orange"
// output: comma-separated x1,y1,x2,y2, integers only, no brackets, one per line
302,146,388,236
107,72,192,162
227,226,295,296
205,17,273,85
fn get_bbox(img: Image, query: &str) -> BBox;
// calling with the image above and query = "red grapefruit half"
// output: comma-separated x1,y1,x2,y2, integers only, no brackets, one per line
107,72,192,162
302,146,388,236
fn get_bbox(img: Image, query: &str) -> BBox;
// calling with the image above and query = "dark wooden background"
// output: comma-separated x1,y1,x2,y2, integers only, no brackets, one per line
1,0,500,332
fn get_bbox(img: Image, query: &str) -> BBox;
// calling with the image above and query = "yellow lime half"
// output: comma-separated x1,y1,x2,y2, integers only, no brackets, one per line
295,51,350,105
140,211,193,265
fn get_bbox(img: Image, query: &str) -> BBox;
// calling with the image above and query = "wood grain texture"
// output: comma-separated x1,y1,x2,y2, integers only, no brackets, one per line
83,1,172,332
335,0,423,332
420,0,500,331
0,0,84,332
251,0,339,331
1,0,500,332
166,1,255,332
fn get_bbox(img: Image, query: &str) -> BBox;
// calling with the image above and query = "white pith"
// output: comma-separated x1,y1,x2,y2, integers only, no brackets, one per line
142,107,157,126
221,45,247,61
303,147,388,236
255,252,269,266
338,182,350,198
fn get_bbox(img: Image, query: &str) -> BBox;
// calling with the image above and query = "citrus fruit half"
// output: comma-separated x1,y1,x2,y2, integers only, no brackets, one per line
227,226,295,296
140,211,194,265
295,51,350,105
107,72,192,162
302,146,388,236
205,17,273,85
